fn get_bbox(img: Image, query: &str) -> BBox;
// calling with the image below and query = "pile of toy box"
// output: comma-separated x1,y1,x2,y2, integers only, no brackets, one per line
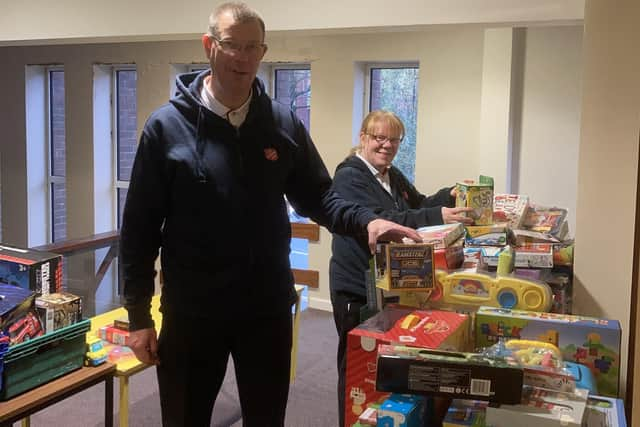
345,178,626,427
0,244,89,400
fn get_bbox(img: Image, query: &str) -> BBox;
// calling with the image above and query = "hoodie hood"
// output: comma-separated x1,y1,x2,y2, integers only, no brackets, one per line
170,70,269,125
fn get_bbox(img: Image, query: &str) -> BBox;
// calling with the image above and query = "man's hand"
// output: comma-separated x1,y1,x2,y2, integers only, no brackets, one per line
128,328,160,365
442,207,475,225
367,218,422,254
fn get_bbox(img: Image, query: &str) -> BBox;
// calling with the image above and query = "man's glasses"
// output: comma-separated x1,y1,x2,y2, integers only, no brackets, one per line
367,134,403,145
211,36,266,57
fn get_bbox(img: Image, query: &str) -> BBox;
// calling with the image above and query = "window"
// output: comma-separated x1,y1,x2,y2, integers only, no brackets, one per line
274,66,311,130
47,68,66,242
113,68,137,229
366,64,419,182
270,65,312,270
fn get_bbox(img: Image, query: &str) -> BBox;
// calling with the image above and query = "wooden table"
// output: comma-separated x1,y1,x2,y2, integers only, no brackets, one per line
0,363,115,427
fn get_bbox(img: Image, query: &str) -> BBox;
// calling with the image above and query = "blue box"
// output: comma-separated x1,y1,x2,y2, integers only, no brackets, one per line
377,394,425,427
0,284,36,331
584,395,626,427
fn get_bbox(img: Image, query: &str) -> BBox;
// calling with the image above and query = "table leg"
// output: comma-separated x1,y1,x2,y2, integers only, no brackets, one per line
105,374,114,427
119,376,130,427
20,418,30,427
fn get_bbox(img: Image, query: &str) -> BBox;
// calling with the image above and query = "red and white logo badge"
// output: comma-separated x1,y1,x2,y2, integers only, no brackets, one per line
264,148,279,161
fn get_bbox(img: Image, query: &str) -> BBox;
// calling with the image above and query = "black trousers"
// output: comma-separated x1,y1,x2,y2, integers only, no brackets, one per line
156,309,292,427
330,291,366,427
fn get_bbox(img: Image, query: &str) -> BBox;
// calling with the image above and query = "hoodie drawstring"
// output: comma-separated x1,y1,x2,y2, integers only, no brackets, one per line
195,107,207,183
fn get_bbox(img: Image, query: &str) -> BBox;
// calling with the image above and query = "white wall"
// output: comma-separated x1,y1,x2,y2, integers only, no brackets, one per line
1,0,584,45
0,26,584,311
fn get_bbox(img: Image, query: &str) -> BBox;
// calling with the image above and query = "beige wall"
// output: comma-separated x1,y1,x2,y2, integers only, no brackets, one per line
1,0,584,45
577,0,640,409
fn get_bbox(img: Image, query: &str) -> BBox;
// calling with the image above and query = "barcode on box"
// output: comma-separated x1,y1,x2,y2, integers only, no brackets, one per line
439,386,455,393
471,379,491,396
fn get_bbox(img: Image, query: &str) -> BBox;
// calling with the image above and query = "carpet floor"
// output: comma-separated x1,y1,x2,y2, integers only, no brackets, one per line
14,308,340,427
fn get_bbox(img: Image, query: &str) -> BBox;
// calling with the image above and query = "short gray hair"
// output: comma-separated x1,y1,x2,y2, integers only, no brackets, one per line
207,2,265,39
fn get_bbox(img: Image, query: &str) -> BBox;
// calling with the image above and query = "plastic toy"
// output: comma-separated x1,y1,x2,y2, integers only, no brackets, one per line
7,311,43,345
85,336,108,366
431,270,552,311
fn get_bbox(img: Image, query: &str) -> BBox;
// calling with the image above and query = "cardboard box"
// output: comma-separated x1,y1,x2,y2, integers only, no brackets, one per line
377,394,425,427
376,243,435,292
442,399,488,427
475,307,621,397
464,225,508,247
413,223,465,250
0,245,62,295
493,194,530,229
376,344,523,404
456,176,494,225
99,325,130,346
36,292,82,333
486,387,588,427
0,284,36,331
583,395,627,427
514,243,554,268
345,306,470,427
434,238,464,271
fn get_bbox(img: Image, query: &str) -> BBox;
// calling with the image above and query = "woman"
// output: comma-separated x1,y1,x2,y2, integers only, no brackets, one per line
329,110,472,426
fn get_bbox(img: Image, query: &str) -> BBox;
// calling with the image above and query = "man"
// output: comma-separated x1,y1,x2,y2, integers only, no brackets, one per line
120,2,421,426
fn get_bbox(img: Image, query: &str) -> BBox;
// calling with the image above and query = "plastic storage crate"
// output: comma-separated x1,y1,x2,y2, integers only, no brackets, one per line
0,318,90,400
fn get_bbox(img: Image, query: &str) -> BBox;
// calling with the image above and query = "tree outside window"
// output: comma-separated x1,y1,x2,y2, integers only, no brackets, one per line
369,66,419,182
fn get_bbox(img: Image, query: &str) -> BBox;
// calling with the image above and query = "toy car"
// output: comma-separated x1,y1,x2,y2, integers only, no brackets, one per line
85,336,108,366
7,311,43,345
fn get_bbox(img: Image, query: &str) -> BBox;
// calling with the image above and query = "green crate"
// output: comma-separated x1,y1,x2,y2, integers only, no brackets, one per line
0,318,90,400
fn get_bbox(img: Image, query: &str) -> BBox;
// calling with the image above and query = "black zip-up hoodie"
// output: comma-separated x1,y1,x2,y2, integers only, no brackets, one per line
120,71,377,329
329,155,455,297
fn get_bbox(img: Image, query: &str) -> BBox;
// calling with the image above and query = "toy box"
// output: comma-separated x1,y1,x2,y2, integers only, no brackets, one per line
0,319,90,400
514,243,554,268
412,223,465,250
523,205,568,238
485,387,588,427
376,344,523,404
35,292,82,333
465,225,508,247
345,306,469,427
493,194,529,229
456,176,494,225
0,284,36,331
99,324,130,346
442,399,488,427
475,307,621,397
0,244,62,295
434,239,464,272
583,395,626,427
375,243,434,292
377,394,425,427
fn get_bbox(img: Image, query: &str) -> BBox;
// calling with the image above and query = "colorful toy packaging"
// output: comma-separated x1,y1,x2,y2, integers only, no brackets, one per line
376,344,523,404
456,176,494,225
442,399,487,427
584,395,627,427
36,292,82,333
493,193,530,229
0,244,62,295
375,243,435,292
475,307,621,397
377,394,426,427
345,306,469,427
485,387,589,427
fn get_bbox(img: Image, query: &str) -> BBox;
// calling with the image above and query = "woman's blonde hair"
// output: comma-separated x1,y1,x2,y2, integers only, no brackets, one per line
351,110,405,155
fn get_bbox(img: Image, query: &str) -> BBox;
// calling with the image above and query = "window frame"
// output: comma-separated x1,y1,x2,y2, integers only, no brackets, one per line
364,62,419,113
111,65,137,229
46,65,65,243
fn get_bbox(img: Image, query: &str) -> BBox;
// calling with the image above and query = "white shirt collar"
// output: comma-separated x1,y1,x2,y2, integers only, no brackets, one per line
200,77,252,128
356,153,392,195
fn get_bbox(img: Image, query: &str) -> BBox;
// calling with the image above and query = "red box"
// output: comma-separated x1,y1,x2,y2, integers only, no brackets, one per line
344,305,470,427
98,325,130,346
434,244,464,271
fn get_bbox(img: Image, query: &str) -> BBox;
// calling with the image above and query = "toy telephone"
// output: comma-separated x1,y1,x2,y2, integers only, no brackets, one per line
431,270,552,311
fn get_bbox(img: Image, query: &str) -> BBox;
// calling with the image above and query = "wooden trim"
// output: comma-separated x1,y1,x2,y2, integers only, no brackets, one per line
33,231,120,255
292,268,319,289
291,223,320,242
626,130,640,425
